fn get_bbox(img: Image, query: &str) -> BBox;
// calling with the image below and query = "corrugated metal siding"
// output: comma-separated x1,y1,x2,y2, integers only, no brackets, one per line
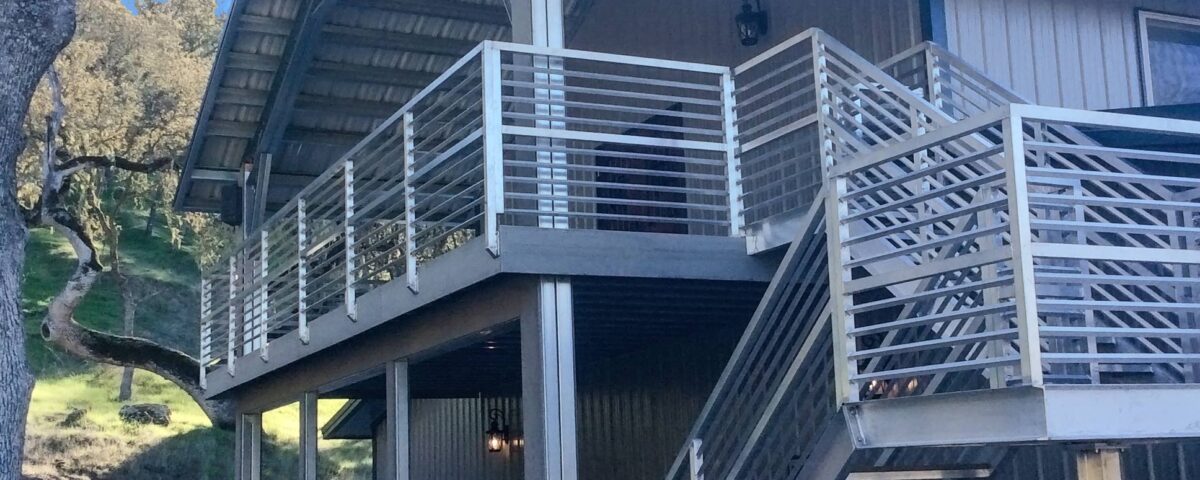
401,330,737,480
409,397,524,480
568,0,922,66
943,0,1200,110
992,442,1200,480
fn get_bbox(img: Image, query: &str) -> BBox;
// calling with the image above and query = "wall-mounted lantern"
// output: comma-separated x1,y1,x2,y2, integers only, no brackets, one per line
736,0,769,47
485,408,510,453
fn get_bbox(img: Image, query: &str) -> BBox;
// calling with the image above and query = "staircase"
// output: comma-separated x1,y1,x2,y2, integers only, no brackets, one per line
669,29,1200,480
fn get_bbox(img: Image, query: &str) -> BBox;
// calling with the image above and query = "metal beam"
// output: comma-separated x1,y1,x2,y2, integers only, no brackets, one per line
299,392,319,480
283,127,366,146
338,0,510,25
384,360,411,480
236,413,263,480
521,277,578,480
248,0,338,161
208,120,258,139
191,168,240,182
321,25,478,56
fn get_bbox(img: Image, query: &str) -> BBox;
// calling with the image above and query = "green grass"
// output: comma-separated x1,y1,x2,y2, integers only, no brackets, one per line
22,213,371,479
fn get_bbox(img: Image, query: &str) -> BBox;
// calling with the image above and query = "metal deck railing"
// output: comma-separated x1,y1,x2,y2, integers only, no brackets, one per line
828,104,1200,402
199,42,739,385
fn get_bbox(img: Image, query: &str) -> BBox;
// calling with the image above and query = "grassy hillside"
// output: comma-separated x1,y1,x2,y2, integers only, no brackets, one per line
21,214,371,479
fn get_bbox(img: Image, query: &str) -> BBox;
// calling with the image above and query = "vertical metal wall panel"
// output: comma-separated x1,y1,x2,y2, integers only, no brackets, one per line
573,332,736,480
568,0,922,66
409,397,524,480
402,332,736,480
988,442,1200,480
943,0,1200,110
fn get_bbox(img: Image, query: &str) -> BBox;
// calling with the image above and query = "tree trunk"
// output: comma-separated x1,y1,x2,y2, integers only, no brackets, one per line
144,200,157,236
118,281,136,402
0,1,75,476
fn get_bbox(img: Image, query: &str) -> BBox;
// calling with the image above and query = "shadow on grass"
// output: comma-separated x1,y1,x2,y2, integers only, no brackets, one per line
91,429,368,480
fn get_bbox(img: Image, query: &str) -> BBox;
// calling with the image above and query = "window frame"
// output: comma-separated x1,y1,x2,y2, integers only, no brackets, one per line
1137,9,1200,106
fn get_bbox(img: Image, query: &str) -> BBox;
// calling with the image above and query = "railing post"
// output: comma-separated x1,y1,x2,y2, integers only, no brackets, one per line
227,255,238,376
200,277,211,389
259,230,269,361
403,112,419,294
482,43,504,256
812,32,835,174
344,160,358,321
721,69,744,237
1002,107,1045,387
825,175,855,404
297,199,309,344
687,438,704,480
923,45,945,113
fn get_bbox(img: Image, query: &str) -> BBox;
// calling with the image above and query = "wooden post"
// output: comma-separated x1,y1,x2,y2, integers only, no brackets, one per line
1076,446,1123,480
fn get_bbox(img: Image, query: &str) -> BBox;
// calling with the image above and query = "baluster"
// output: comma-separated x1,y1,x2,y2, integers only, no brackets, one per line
297,199,309,344
200,277,211,389
721,70,744,237
227,255,237,376
403,112,419,294
259,230,269,361
344,160,358,321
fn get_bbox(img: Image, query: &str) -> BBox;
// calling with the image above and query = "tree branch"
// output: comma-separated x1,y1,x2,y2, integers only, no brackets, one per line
35,65,234,430
58,154,172,175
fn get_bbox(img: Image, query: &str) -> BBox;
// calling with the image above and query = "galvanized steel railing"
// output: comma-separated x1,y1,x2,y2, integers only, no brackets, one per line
199,42,737,385
828,104,1200,404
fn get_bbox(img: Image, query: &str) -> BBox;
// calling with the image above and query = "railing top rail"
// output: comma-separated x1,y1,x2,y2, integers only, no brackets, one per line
490,40,730,74
733,27,821,75
1011,103,1200,137
875,40,935,71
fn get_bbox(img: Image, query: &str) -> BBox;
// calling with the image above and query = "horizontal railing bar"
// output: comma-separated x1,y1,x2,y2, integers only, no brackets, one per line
1042,353,1200,363
495,40,731,74
846,247,1010,293
1029,193,1200,212
505,177,727,197
1025,140,1200,166
735,52,814,93
502,125,727,152
502,208,729,226
1030,220,1200,237
850,328,1020,360
501,79,724,107
502,95,724,121
740,114,819,153
1036,272,1200,287
1032,243,1200,265
502,159,728,181
1041,327,1200,338
501,63,721,92
843,199,1007,246
843,146,1003,201
506,192,727,211
843,171,1006,223
848,277,1011,314
504,112,723,138
503,143,726,166
850,356,1021,384
1027,168,1200,188
1039,300,1200,313
846,224,1010,269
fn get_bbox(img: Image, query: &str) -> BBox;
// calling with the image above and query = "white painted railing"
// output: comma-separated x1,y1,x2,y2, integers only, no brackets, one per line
199,42,738,383
829,104,1200,404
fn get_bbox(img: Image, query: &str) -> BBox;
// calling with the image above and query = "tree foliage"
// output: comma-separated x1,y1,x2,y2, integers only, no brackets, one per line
21,0,230,270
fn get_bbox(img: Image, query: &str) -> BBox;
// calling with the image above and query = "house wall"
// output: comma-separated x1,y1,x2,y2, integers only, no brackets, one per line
397,329,738,479
567,0,924,66
942,0,1200,110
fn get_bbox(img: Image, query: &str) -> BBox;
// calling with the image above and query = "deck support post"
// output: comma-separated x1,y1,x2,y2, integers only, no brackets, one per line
299,392,318,480
236,412,262,480
521,277,578,480
384,360,411,480
1076,445,1123,480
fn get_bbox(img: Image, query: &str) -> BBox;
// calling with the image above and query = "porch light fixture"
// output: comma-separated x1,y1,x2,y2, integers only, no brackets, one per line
735,0,769,46
485,408,510,453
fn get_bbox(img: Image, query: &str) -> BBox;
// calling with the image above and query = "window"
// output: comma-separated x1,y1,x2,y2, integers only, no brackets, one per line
1139,11,1200,106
